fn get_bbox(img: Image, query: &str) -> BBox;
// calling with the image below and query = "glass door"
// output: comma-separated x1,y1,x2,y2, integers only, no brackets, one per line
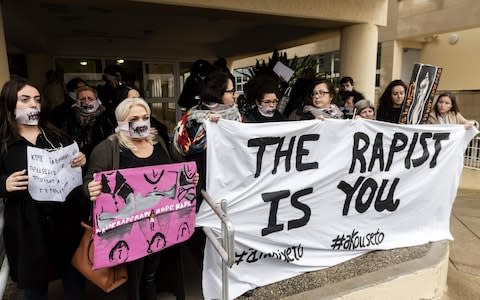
143,62,180,134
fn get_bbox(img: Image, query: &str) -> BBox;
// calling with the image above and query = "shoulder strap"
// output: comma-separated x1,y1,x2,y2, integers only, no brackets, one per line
157,137,172,161
109,135,120,169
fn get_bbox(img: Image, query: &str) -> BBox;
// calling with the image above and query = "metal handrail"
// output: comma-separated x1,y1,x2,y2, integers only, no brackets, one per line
201,190,235,300
464,134,480,170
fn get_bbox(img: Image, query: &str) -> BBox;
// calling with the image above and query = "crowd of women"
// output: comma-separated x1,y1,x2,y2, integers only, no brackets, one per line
0,62,478,300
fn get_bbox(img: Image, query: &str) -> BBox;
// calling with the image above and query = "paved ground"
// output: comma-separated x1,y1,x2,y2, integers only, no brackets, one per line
3,189,479,300
445,189,480,300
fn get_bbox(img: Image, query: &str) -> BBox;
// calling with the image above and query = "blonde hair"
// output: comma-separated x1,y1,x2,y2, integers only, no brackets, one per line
114,97,156,150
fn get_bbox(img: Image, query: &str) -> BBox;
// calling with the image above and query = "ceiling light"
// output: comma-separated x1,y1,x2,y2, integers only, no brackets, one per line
80,61,88,66
117,59,125,64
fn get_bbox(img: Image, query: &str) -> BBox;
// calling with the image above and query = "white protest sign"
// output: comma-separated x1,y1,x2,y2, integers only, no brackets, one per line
27,142,83,202
272,61,295,82
197,119,478,300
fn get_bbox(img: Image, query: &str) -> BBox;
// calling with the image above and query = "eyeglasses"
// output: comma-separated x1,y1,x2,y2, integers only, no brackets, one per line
312,90,330,97
224,89,236,94
261,99,279,105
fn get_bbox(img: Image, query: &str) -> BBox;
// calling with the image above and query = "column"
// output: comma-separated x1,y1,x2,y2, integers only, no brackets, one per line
380,40,403,92
340,23,378,102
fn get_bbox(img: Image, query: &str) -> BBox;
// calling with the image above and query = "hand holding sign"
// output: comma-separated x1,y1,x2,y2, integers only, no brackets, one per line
5,169,28,192
88,179,102,201
71,152,87,168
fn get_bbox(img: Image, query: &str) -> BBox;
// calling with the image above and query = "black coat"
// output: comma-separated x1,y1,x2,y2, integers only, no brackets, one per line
243,108,286,123
377,107,402,123
62,106,117,158
0,130,85,288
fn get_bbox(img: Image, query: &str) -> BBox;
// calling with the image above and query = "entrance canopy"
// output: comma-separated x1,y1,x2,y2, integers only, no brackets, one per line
2,0,387,60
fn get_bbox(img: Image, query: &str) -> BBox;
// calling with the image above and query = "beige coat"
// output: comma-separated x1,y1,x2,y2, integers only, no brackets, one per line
427,111,478,128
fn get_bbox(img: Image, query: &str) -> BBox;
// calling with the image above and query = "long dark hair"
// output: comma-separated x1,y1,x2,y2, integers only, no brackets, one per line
0,77,66,155
433,92,459,116
199,70,234,105
377,79,407,115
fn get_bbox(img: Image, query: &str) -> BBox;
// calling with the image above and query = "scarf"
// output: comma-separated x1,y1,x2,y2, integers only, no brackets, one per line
173,104,241,156
303,104,344,119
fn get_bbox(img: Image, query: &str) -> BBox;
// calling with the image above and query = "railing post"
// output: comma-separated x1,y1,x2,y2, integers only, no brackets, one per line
201,190,235,300
464,135,480,170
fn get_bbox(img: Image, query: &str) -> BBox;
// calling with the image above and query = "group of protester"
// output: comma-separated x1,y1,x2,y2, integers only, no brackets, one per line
0,58,478,300
0,67,196,300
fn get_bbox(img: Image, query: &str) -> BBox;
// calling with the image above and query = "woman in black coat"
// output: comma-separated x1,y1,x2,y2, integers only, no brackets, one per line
62,86,116,158
376,79,408,123
242,74,286,123
0,78,87,300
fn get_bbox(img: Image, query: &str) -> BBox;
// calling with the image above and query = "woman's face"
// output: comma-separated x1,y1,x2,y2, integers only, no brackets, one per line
312,83,333,109
258,93,279,109
126,104,149,123
16,84,41,111
391,85,405,108
344,97,354,109
360,107,375,120
78,90,97,106
221,79,236,106
436,96,453,115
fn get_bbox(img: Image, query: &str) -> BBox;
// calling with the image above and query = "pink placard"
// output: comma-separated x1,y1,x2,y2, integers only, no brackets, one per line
92,162,197,269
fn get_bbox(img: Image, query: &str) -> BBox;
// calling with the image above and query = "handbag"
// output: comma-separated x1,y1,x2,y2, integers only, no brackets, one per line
71,222,128,293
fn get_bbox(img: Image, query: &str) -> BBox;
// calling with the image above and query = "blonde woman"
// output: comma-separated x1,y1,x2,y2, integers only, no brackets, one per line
86,97,198,300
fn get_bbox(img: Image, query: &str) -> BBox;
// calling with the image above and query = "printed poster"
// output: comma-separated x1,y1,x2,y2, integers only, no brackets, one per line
93,162,197,269
400,63,442,124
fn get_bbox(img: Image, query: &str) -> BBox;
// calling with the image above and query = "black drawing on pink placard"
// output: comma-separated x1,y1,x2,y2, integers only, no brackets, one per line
109,240,130,264
147,232,167,254
177,166,196,203
176,222,191,241
180,164,196,185
100,171,134,212
138,210,172,254
144,169,165,184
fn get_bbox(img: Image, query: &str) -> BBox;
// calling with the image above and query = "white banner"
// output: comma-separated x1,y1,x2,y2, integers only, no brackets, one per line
197,119,478,300
27,142,83,202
